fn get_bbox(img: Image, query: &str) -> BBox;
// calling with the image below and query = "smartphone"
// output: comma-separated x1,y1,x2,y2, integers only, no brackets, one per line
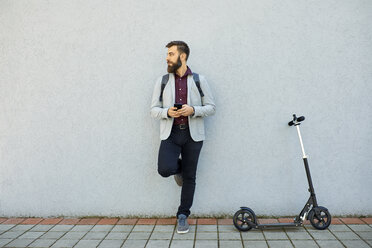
174,103,183,110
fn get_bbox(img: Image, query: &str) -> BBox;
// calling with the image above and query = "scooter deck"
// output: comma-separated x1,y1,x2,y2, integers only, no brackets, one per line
255,222,302,229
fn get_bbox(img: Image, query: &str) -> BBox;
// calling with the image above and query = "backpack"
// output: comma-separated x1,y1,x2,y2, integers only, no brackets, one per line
159,73,204,102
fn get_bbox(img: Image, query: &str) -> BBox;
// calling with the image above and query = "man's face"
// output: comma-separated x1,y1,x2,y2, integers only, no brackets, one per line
166,46,182,73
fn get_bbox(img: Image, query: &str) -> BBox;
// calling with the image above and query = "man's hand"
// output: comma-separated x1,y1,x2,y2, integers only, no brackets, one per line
168,107,181,118
178,104,194,117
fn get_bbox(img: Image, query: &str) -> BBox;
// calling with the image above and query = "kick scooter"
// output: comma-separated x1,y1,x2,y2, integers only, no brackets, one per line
233,114,331,231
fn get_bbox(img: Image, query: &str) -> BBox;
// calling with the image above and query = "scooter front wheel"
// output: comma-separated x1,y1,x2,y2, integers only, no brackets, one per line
308,206,331,230
233,208,256,231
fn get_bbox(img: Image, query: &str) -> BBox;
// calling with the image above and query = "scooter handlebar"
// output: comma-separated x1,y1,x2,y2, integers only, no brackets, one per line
288,115,305,126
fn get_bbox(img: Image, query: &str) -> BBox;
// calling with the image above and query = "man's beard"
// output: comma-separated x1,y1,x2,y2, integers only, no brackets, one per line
167,56,182,73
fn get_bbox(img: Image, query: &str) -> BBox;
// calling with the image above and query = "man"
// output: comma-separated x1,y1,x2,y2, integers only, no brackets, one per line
150,41,216,233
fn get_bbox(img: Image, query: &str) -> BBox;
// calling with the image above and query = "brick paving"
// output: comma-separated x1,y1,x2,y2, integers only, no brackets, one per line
0,217,371,247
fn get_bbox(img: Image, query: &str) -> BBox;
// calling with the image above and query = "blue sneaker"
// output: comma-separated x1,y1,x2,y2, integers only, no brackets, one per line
177,214,189,234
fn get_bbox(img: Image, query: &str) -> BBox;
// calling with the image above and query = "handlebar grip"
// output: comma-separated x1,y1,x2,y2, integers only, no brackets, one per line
297,116,305,122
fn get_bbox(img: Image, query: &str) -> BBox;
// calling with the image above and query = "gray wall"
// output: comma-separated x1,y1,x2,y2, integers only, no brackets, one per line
1,0,371,217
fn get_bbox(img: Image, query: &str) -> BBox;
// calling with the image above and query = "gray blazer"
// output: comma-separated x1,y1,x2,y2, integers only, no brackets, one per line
150,73,216,141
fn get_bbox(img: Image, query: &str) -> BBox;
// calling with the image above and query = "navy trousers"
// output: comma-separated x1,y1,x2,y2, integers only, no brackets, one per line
157,126,203,218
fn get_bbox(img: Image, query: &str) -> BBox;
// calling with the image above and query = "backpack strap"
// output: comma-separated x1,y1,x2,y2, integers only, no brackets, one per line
192,73,204,97
159,74,169,102
159,72,204,102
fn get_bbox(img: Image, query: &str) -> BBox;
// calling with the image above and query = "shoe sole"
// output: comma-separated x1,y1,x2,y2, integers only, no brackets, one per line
174,175,183,187
177,228,189,234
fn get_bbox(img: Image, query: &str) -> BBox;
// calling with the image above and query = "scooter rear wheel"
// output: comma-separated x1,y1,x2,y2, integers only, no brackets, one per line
308,206,331,230
233,209,256,231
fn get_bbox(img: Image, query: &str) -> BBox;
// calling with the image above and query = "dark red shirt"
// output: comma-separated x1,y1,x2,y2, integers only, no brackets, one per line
174,67,192,125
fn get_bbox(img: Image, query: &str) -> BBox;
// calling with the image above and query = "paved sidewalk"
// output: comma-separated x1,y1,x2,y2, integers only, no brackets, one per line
0,217,371,248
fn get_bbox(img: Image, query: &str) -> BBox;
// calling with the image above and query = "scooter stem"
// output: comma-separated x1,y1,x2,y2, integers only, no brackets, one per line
296,125,307,158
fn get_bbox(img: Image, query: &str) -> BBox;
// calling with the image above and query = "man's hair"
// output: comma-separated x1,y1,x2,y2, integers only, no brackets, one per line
166,41,190,61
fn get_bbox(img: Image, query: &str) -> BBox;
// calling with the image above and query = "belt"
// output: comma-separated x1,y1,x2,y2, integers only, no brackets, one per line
173,124,188,130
